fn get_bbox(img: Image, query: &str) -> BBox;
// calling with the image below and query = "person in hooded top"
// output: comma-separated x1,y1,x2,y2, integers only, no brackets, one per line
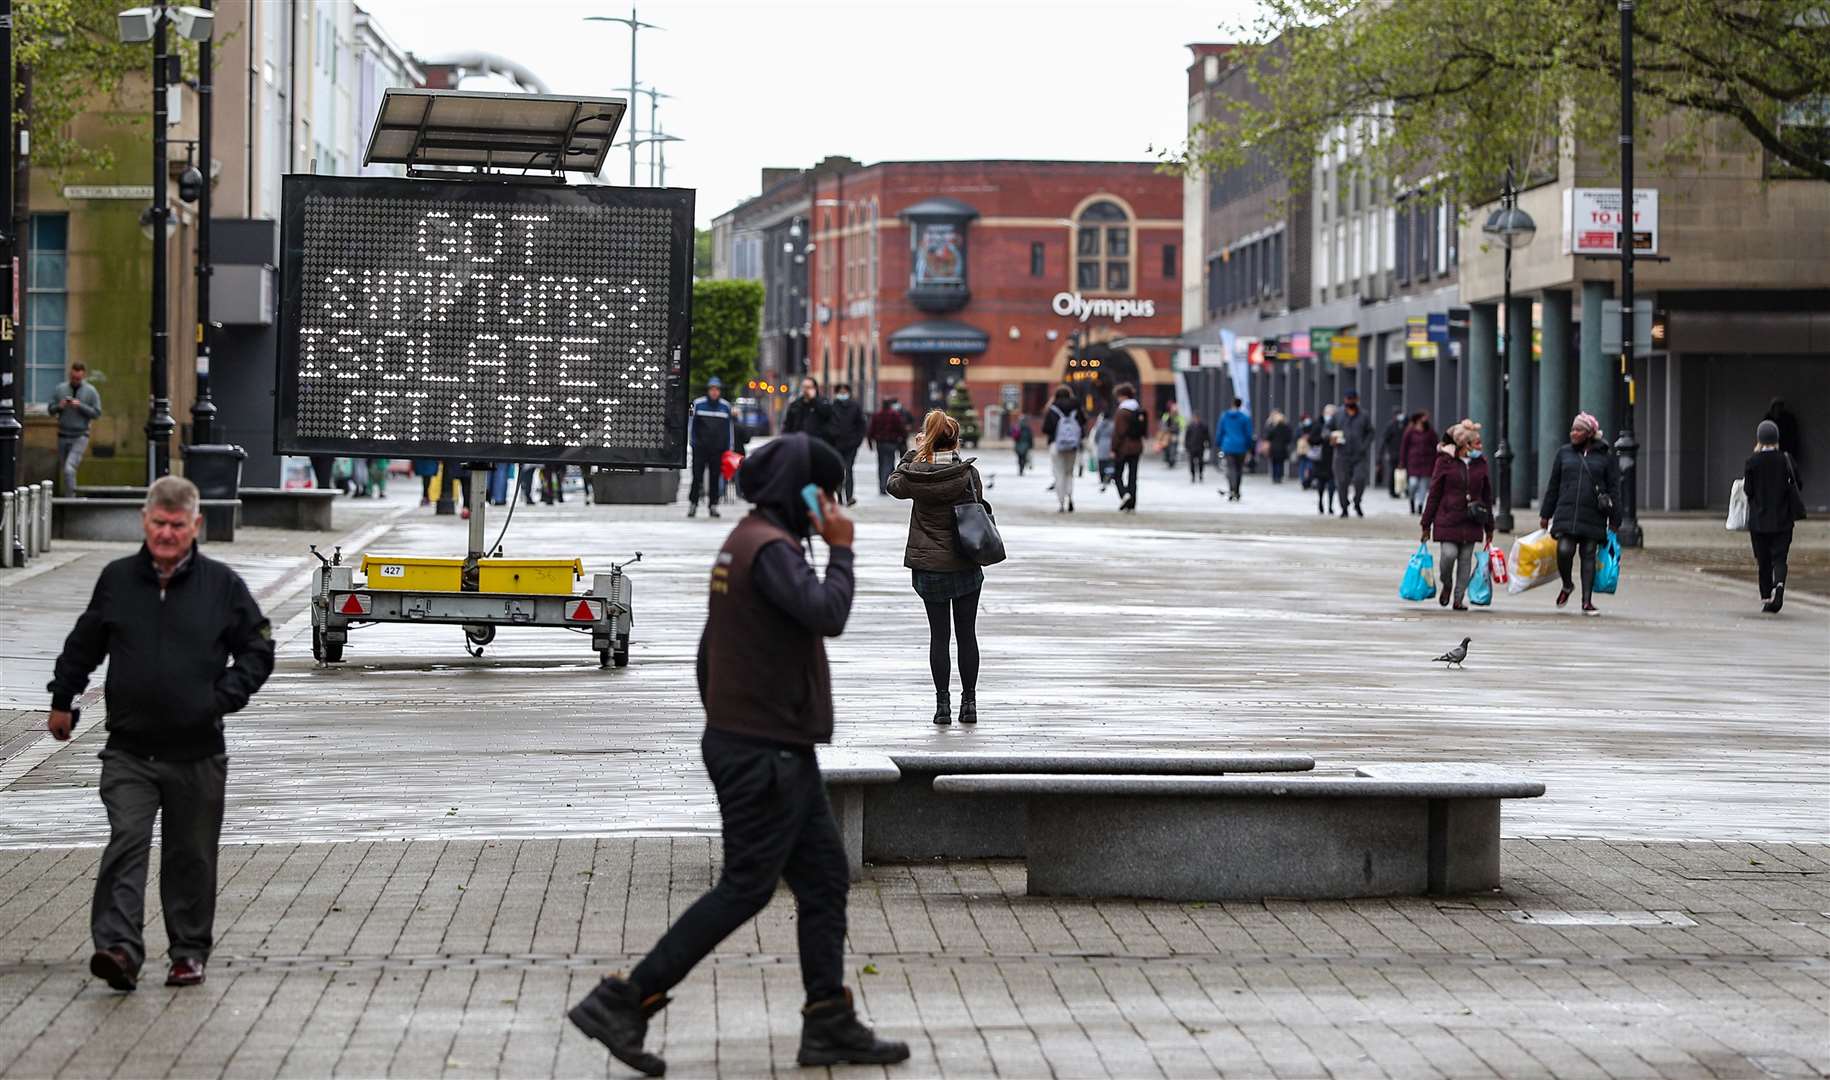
888,411,995,727
567,434,908,1076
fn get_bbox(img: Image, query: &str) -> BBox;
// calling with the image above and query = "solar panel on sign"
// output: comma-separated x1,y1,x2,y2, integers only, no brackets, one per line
363,89,626,176
273,175,694,468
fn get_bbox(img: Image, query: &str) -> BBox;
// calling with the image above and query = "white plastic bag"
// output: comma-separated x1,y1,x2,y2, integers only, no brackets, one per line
1507,528,1559,595
1726,479,1749,531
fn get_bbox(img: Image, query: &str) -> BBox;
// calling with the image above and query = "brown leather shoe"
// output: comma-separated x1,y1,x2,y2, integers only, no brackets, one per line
89,947,139,992
166,957,205,987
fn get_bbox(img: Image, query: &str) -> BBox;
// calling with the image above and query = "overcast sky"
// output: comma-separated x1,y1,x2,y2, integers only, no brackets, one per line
356,0,1261,226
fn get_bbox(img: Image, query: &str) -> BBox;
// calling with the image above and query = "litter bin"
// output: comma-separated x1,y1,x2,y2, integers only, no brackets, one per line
182,444,248,500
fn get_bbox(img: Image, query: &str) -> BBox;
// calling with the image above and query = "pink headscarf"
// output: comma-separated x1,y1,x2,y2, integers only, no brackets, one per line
1573,412,1601,436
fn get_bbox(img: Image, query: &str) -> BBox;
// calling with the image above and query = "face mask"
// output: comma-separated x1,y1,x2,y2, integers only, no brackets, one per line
835,393,849,401
1468,449,1483,459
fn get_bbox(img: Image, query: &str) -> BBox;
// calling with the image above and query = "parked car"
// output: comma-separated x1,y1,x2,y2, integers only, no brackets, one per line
733,396,773,440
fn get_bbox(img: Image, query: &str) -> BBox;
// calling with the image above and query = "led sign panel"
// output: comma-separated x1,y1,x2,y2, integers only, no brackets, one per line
275,175,694,467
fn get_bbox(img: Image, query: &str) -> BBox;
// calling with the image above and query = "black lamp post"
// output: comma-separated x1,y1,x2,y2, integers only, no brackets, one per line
118,4,215,481
0,0,19,498
189,0,214,444
1614,0,1643,547
1481,165,1536,534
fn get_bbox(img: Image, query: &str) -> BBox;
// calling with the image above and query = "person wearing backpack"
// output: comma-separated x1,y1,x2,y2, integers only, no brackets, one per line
1041,385,1087,513
1744,418,1807,613
1111,382,1147,512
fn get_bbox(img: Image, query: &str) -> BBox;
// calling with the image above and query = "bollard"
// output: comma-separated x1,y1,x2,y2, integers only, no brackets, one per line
37,480,52,554
19,485,37,558
1,490,13,568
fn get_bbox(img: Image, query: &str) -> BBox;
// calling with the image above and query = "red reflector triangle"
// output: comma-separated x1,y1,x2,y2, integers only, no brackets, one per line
339,594,367,615
570,599,597,621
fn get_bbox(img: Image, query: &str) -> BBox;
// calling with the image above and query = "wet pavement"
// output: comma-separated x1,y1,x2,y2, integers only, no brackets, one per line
2,457,1824,848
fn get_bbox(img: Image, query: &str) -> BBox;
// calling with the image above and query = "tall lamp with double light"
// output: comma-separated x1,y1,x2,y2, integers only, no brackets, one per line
117,5,214,481
1481,166,1535,535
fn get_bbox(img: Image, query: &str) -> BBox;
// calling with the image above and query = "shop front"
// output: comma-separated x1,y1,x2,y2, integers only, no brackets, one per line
887,320,989,413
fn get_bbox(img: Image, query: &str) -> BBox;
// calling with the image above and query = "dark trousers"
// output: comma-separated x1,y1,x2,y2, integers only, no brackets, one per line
1270,456,1286,484
1556,536,1600,599
1751,528,1793,598
1224,452,1246,497
1188,453,1205,482
839,445,860,502
93,749,227,968
876,444,902,494
688,450,723,506
1114,453,1141,503
630,732,847,1005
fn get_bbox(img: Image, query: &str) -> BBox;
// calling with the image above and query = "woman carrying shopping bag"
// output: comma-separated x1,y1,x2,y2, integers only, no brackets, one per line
889,412,995,727
1539,412,1621,615
1744,418,1808,613
1420,420,1494,612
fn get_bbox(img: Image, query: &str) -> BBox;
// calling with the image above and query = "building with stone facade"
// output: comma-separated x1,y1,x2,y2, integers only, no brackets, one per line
1183,41,1830,513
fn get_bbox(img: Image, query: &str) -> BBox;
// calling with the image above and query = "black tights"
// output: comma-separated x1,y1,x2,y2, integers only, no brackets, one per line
1556,536,1599,600
923,589,981,696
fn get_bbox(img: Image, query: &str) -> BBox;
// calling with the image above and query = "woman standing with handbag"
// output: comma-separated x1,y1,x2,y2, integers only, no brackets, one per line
1744,419,1807,613
889,412,996,726
1539,412,1622,615
1420,421,1494,611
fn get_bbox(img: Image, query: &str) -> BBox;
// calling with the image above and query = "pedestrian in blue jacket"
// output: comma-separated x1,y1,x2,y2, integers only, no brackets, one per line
1217,398,1254,501
688,377,735,518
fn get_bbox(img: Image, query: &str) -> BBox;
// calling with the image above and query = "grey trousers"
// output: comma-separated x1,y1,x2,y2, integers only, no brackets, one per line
93,749,228,968
57,435,88,495
1438,541,1479,604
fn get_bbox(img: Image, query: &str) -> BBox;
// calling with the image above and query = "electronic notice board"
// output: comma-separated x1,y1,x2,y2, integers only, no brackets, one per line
274,175,694,467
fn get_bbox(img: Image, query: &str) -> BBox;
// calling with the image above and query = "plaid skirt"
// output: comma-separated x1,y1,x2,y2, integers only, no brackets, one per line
911,567,984,603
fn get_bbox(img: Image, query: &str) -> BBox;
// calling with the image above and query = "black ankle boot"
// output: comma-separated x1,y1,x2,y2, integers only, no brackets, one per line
1765,583,1785,614
568,976,669,1077
932,691,951,726
958,693,977,725
797,989,911,1067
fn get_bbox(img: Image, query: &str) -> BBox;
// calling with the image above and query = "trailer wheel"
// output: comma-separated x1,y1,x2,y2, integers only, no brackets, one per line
464,624,496,646
314,629,343,664
613,645,630,669
598,647,612,669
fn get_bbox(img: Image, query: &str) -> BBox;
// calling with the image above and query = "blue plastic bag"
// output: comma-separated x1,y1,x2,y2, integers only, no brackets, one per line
1594,530,1622,594
1400,542,1437,601
1467,546,1493,606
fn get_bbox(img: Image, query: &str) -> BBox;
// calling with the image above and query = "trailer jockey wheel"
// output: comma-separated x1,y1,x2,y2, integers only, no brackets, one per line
313,627,343,664
464,624,497,646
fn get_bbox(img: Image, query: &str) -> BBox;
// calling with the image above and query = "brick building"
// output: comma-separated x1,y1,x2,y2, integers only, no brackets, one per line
803,160,1183,432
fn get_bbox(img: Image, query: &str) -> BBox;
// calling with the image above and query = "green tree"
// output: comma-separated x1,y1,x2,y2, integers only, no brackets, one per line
689,279,762,397
1174,0,1830,194
693,227,713,279
945,382,980,446
17,0,191,178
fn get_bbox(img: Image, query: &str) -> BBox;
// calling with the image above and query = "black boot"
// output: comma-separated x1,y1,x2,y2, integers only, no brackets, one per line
687,501,697,518
708,504,720,518
932,691,951,726
568,976,669,1077
958,692,977,725
797,989,911,1067
1764,583,1785,614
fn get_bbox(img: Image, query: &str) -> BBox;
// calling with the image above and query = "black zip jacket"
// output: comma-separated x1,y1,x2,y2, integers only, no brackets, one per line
49,544,274,760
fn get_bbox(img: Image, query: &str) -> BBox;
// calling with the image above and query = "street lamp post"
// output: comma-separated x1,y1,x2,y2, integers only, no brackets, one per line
188,0,214,444
1482,165,1536,535
117,5,214,481
0,0,19,498
584,9,659,186
1614,0,1643,547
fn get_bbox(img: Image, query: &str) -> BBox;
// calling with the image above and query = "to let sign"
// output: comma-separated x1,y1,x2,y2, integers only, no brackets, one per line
1563,188,1659,255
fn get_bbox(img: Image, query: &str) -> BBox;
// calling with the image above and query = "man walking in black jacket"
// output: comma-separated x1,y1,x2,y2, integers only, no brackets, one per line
782,376,836,446
568,435,907,1076
47,476,274,992
828,382,868,506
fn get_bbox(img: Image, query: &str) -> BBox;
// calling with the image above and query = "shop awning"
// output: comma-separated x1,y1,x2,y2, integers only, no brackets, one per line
888,320,989,354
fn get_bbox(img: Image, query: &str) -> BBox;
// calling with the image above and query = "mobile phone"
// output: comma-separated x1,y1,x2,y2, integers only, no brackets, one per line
800,483,824,526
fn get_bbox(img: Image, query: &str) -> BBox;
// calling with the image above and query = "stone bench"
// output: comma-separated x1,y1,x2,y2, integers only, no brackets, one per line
239,487,339,530
54,497,239,542
865,751,1317,863
816,748,899,882
933,765,1544,901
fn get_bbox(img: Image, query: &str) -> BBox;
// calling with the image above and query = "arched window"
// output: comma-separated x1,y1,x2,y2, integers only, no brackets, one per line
1076,199,1133,294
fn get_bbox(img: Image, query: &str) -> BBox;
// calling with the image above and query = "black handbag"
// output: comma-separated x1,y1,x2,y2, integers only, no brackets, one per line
1580,451,1617,516
953,470,1007,566
1462,461,1494,528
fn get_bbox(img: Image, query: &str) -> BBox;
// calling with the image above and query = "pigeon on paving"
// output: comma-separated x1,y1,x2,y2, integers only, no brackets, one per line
1433,637,1472,669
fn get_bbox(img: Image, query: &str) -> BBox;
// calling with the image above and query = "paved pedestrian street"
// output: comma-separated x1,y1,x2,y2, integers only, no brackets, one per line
2,463,1826,1077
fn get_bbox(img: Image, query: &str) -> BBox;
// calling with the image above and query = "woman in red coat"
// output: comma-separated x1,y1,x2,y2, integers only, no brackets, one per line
1420,420,1495,611
1398,411,1440,513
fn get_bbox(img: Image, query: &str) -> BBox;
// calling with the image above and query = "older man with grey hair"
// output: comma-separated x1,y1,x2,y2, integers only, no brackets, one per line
46,476,274,992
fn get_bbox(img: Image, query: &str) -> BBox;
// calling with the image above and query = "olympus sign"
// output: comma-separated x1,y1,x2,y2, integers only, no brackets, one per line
1051,291,1157,324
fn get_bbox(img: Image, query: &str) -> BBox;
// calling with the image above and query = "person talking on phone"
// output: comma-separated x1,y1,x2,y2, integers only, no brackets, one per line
569,433,907,1076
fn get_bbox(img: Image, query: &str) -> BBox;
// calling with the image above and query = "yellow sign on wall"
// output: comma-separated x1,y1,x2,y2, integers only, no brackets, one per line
1330,335,1360,367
